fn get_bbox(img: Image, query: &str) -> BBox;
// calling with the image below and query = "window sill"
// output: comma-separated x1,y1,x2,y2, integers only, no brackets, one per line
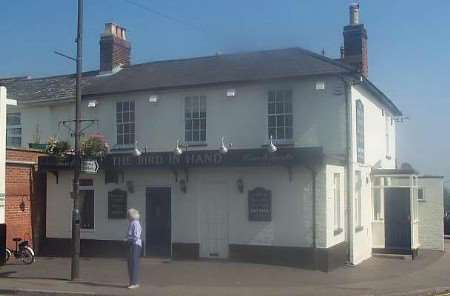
355,226,364,233
186,143,208,147
261,142,294,148
111,144,134,152
418,199,426,203
334,228,343,236
81,228,95,233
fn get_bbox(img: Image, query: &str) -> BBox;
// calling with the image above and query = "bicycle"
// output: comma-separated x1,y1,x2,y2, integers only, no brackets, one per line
5,237,35,264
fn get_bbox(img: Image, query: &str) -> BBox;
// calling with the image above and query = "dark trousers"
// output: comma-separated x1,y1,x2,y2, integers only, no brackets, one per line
127,243,141,285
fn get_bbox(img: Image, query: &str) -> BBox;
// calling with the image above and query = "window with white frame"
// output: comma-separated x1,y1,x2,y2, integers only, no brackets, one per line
355,171,363,229
333,173,342,232
373,188,384,221
185,96,206,144
356,100,365,163
268,89,293,142
418,187,425,201
6,112,22,147
116,101,135,146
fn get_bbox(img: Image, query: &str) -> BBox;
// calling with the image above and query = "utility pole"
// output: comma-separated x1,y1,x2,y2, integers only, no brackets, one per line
71,0,83,281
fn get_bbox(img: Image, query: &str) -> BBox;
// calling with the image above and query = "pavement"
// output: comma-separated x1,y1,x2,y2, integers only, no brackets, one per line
0,243,450,296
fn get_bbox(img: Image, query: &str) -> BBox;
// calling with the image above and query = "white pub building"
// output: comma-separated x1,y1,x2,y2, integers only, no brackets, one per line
1,4,444,271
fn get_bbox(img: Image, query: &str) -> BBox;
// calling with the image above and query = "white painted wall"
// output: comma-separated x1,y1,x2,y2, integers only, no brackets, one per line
26,75,401,264
348,84,397,265
46,166,317,255
418,177,444,251
351,85,396,169
13,77,347,157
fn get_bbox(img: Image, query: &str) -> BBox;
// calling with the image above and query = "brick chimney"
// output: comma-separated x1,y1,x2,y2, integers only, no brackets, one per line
342,3,368,77
99,23,131,72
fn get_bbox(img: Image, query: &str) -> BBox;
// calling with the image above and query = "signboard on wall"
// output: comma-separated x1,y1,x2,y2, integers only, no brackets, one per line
81,160,99,174
108,189,127,219
248,187,272,221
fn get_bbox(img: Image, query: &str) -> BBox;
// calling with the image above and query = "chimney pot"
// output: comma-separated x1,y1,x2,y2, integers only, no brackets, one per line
350,3,360,25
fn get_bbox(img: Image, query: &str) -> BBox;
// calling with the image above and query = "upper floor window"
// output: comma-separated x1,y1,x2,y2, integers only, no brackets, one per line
116,101,135,146
185,96,206,144
6,112,21,147
356,100,365,163
268,89,293,142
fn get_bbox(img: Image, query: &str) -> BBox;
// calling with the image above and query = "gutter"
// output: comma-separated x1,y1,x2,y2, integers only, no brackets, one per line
338,74,355,264
304,161,318,268
344,79,354,264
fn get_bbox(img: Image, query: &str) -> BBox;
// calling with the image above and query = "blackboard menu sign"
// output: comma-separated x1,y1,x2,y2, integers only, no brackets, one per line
108,189,127,219
248,187,272,221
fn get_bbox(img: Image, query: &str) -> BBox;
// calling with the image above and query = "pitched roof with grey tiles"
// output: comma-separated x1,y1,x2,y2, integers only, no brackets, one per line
0,47,401,115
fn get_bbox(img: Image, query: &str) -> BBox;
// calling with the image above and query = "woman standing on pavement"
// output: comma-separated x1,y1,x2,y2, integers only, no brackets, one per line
126,208,142,289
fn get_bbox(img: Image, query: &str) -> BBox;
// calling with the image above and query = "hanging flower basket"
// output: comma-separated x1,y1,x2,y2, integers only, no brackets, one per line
81,133,110,160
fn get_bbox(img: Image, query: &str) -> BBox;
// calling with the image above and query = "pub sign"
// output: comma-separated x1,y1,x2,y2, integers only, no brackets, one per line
108,189,127,219
248,187,272,221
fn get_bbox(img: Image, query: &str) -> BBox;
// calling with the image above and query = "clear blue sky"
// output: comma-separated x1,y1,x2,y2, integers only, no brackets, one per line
1,0,449,180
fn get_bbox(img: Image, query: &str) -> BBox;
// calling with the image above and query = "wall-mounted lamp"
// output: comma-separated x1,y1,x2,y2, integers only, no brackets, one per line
267,135,278,153
88,100,97,108
179,179,187,193
236,178,244,193
219,137,232,154
126,180,135,193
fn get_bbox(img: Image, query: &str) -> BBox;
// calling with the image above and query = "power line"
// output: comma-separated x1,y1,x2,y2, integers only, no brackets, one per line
122,0,208,35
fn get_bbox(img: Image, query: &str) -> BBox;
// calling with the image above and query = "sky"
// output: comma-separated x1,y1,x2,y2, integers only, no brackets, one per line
1,0,450,181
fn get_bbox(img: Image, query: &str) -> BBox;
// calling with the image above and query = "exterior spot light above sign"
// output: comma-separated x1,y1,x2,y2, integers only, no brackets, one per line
174,139,184,156
132,141,142,157
226,88,236,97
268,135,278,153
219,137,232,154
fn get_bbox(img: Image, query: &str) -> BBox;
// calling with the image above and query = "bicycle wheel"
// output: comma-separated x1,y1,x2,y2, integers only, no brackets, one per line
5,249,11,262
21,247,34,264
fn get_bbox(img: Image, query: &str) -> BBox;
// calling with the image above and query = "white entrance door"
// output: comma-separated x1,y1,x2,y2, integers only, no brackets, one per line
199,182,229,259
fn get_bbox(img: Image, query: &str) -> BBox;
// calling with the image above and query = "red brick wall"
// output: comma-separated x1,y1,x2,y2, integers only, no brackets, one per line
5,148,46,251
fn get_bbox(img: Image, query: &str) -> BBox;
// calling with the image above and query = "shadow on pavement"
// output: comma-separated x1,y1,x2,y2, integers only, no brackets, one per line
70,281,126,289
0,271,16,277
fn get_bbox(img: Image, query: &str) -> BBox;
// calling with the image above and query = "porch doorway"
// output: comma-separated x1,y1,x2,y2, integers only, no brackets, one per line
145,187,171,257
384,188,411,250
